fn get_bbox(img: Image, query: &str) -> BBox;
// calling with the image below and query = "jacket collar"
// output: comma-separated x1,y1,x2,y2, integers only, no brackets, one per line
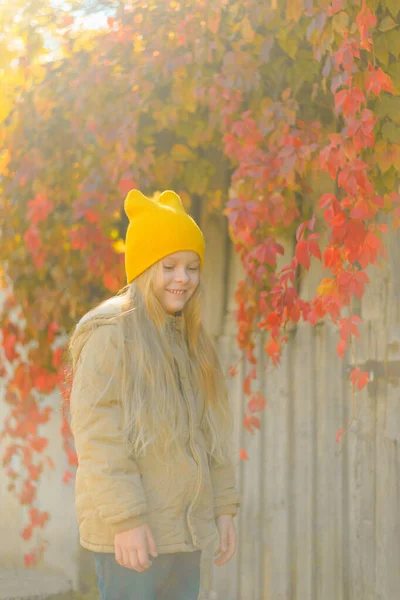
165,311,184,340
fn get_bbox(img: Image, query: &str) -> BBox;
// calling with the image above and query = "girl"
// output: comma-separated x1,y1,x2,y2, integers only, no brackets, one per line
68,189,241,600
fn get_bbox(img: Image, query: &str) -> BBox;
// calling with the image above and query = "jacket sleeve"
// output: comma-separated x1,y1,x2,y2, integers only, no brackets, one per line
209,451,241,518
69,324,148,534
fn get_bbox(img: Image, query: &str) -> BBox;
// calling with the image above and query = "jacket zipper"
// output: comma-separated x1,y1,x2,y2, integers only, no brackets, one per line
173,352,203,545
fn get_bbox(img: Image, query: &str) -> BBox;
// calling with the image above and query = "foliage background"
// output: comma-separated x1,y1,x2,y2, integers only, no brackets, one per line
0,0,398,566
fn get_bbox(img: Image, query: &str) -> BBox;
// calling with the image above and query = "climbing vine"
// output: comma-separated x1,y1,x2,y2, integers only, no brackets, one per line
0,0,398,565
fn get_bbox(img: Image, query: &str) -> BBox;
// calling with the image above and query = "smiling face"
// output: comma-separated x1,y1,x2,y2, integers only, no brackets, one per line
152,250,201,315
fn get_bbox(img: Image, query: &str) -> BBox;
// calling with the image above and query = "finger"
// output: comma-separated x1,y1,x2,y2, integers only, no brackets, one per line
214,532,228,556
128,548,146,571
214,530,235,566
220,536,229,554
146,529,158,558
137,546,151,570
123,548,137,571
115,544,123,565
223,527,236,561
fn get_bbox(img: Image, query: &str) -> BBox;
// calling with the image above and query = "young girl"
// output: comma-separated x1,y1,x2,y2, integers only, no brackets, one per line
68,189,241,600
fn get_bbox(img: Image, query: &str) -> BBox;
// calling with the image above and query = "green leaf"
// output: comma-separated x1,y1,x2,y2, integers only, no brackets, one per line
388,62,400,93
374,33,389,66
170,144,197,162
381,165,398,190
276,28,299,60
375,95,400,124
386,29,400,59
384,0,400,19
332,12,349,35
382,122,400,144
378,15,397,32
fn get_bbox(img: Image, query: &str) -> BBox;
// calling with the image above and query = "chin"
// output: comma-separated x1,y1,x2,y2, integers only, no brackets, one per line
166,301,185,312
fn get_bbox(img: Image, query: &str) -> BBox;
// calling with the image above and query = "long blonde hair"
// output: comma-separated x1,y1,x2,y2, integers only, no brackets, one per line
67,260,234,467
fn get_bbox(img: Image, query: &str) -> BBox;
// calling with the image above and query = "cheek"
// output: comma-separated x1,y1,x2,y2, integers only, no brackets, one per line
190,273,200,290
161,272,173,288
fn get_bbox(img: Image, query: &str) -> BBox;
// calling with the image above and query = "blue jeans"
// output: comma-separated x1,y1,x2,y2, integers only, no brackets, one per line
93,550,202,600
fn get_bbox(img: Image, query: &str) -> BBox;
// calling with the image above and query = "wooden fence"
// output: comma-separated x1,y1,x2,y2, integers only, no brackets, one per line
200,215,400,600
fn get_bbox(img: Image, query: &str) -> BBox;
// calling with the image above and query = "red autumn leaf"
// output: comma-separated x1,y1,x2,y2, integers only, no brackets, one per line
243,370,256,396
350,367,360,387
21,525,33,540
63,470,74,484
337,339,347,358
85,209,100,223
346,110,377,152
334,87,365,118
339,317,362,341
296,221,308,241
356,0,377,50
3,331,19,362
20,480,36,505
67,447,79,467
30,508,49,528
253,240,284,267
336,428,343,443
323,246,342,272
307,214,316,232
248,391,267,413
239,448,249,461
338,270,369,300
319,193,336,209
118,176,137,194
28,464,43,482
333,38,360,72
290,304,300,323
266,311,281,331
229,366,237,377
243,414,261,434
296,239,310,269
27,194,54,225
27,404,52,426
357,371,369,390
365,63,394,97
265,337,280,358
52,347,64,369
30,437,48,453
308,237,322,260
45,456,56,470
24,552,37,567
320,140,345,178
350,198,374,220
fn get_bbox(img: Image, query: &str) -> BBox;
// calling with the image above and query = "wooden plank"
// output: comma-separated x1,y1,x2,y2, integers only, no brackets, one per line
345,327,377,600
210,333,243,600
291,324,317,600
236,353,263,600
314,323,344,600
262,331,291,599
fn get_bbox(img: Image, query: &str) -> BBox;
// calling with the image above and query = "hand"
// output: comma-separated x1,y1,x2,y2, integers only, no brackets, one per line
114,524,158,571
214,514,237,567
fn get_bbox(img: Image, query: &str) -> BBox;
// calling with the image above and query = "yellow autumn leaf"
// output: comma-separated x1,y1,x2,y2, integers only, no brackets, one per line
0,149,10,175
170,144,196,162
317,277,335,297
112,239,126,254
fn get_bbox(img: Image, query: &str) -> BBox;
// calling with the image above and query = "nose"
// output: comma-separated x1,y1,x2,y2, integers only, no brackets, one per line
174,268,190,284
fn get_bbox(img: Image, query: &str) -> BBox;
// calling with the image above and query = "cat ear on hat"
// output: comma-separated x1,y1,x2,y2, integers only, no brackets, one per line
124,189,154,220
157,190,185,212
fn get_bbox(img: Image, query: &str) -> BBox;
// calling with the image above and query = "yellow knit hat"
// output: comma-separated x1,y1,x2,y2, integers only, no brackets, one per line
124,189,205,283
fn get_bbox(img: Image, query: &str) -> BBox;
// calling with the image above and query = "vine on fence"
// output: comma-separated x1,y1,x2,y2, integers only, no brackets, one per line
0,0,398,565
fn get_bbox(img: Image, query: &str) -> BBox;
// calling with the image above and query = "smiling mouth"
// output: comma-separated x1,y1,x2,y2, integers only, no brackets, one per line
167,290,186,295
